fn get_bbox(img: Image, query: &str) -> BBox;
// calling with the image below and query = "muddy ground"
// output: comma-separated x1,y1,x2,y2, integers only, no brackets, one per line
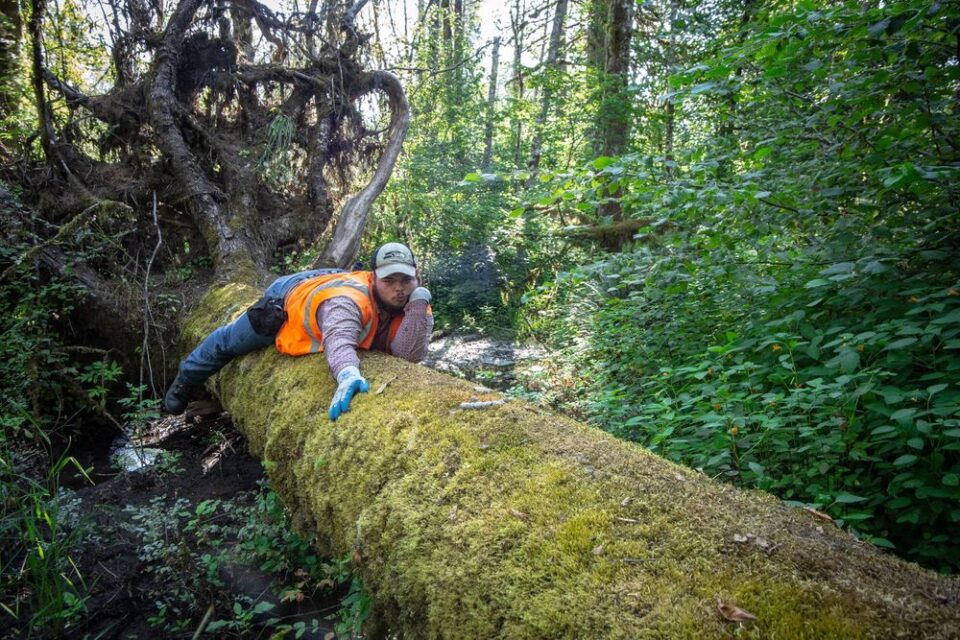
38,409,343,640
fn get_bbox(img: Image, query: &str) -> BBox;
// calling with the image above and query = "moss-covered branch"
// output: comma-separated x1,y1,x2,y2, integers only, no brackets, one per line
184,283,960,639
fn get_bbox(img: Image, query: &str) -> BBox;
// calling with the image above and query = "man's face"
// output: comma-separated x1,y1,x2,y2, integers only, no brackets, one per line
374,272,418,312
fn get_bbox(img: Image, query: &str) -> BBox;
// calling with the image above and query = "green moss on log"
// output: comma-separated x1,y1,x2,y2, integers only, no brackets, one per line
183,285,960,639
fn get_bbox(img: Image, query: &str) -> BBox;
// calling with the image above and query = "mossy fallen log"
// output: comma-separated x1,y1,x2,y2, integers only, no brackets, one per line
185,283,960,639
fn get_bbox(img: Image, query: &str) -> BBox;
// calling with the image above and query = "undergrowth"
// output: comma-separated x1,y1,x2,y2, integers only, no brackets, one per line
522,245,960,573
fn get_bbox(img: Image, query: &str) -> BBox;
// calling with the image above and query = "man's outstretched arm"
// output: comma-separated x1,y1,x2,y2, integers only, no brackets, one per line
390,287,433,362
319,297,368,420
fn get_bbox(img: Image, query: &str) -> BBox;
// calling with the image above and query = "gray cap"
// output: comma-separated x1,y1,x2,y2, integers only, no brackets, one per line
373,242,417,278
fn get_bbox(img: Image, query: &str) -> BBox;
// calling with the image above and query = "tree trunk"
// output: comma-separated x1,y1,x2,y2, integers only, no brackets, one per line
0,0,20,120
526,0,567,186
588,0,633,243
481,36,500,171
663,0,678,176
509,0,525,166
182,283,960,639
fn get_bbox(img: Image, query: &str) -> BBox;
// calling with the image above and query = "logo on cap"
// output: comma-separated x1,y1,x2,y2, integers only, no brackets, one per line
374,243,417,278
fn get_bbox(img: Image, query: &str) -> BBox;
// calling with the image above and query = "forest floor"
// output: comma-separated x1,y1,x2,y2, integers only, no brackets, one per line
52,410,341,640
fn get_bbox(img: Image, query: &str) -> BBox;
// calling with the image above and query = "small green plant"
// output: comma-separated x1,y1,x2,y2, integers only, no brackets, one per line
257,114,295,185
123,495,210,631
154,450,185,477
76,360,123,410
237,481,323,579
0,442,92,635
121,477,348,636
333,576,371,638
206,598,277,634
118,383,161,429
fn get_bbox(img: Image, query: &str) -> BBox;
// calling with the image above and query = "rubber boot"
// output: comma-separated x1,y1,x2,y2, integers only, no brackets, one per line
163,373,193,414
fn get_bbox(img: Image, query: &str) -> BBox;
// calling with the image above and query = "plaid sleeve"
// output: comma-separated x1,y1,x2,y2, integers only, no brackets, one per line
318,297,363,378
390,298,433,363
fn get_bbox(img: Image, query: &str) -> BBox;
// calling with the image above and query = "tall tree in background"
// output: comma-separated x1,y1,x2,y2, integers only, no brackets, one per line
0,0,20,119
587,0,633,232
508,0,528,165
481,35,501,171
526,0,567,185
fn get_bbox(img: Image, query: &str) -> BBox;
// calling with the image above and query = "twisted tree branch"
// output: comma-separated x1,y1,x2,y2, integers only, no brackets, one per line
319,70,410,269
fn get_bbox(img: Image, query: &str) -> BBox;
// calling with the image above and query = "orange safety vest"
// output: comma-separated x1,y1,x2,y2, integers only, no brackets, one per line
275,270,404,356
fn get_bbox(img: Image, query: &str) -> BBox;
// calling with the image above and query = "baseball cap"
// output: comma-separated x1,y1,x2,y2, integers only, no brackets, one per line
373,242,417,278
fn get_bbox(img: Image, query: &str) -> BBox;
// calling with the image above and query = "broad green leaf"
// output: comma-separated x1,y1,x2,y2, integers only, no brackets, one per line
839,348,860,374
834,493,868,504
820,262,854,276
893,454,918,466
871,425,897,436
592,156,615,170
932,309,960,325
689,81,717,95
890,408,918,422
884,337,917,351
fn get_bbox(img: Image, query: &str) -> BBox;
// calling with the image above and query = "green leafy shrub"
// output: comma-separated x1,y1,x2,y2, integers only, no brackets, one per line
518,0,960,573
524,246,960,572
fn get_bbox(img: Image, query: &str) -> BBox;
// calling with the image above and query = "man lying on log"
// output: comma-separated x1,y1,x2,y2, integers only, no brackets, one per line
164,242,433,420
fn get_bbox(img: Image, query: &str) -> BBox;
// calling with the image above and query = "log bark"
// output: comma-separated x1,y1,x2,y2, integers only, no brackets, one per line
183,282,960,639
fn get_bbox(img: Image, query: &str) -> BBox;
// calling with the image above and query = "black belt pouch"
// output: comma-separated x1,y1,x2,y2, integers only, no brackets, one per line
246,296,288,336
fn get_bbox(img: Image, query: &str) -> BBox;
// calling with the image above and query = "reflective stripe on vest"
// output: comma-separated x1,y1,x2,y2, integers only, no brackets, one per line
274,271,402,357
299,278,371,353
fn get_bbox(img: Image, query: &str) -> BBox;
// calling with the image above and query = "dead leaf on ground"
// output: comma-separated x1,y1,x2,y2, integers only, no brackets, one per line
620,496,632,507
592,544,604,555
674,472,686,481
449,505,458,522
324,633,336,640
509,508,528,521
716,596,758,623
733,533,748,543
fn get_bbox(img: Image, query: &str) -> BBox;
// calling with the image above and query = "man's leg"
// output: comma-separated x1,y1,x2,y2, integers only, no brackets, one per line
164,313,274,413
165,268,343,413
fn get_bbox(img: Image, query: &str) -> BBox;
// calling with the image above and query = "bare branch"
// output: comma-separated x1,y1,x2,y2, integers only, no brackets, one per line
320,70,410,269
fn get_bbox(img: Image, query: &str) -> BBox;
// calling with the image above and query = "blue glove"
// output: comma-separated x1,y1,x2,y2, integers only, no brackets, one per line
329,366,369,421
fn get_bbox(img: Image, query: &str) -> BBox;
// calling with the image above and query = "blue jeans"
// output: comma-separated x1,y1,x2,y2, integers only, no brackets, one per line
178,269,343,384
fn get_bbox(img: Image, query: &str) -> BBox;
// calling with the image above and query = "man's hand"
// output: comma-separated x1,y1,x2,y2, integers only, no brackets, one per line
409,287,431,303
329,366,369,421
